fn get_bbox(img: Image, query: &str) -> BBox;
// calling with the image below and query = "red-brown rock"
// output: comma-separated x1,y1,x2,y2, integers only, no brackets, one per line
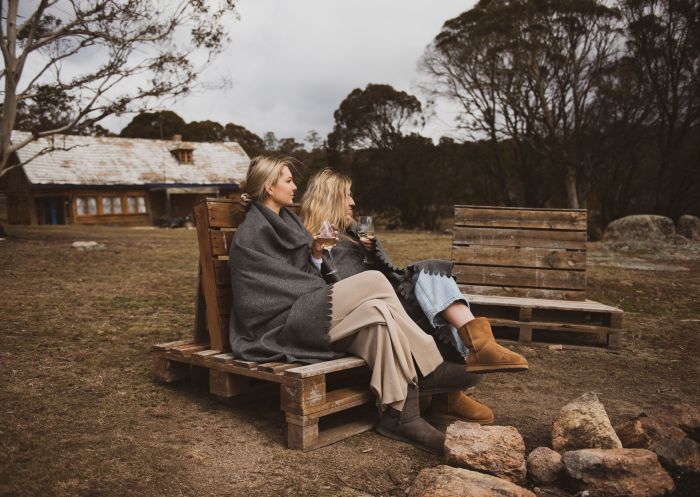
651,436,700,475
445,422,526,483
409,465,536,497
561,448,675,497
526,447,563,485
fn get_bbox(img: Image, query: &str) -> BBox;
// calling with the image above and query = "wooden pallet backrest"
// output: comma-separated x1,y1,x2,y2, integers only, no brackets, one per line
193,199,301,352
193,198,245,351
452,205,588,301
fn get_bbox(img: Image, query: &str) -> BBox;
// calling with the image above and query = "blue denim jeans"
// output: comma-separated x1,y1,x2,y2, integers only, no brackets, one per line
412,271,470,358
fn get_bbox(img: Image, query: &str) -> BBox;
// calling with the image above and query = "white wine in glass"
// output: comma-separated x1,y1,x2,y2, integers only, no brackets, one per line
357,216,374,263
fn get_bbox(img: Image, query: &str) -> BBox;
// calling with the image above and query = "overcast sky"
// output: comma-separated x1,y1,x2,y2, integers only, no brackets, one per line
106,1,476,144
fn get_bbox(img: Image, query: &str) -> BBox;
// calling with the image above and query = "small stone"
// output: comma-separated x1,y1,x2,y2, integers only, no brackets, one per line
547,344,563,351
562,448,674,497
409,465,536,497
526,447,564,485
445,422,526,483
677,215,700,240
71,240,105,251
552,392,622,452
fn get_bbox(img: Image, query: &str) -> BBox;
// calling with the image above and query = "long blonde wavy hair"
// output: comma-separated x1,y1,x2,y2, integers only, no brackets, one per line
300,168,353,234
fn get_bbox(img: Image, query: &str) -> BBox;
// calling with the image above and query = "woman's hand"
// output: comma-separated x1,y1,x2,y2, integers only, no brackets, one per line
359,235,376,253
312,225,339,259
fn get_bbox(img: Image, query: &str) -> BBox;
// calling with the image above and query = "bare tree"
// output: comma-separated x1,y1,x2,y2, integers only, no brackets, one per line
0,0,237,177
421,0,622,208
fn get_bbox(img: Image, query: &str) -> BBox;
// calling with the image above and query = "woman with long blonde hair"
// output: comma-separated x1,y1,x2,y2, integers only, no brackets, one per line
228,156,481,455
300,169,529,424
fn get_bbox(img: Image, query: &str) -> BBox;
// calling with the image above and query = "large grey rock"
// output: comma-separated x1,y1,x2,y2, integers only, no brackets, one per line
526,446,563,485
562,448,675,497
445,422,526,483
603,215,675,242
408,465,536,497
552,392,622,452
677,215,700,240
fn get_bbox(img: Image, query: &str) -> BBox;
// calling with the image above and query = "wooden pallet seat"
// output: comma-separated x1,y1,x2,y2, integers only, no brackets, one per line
151,198,374,450
452,205,623,350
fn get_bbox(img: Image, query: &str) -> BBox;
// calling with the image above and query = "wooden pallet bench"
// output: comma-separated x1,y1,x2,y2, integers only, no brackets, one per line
452,205,623,350
151,198,374,451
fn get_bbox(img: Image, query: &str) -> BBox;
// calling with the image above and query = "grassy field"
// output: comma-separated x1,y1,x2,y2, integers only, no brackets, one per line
1,225,699,497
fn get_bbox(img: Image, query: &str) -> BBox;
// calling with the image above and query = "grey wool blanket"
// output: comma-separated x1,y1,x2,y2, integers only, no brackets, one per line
228,202,343,363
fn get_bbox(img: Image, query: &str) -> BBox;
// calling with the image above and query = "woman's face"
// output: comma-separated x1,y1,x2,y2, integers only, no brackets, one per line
267,165,297,208
345,185,355,222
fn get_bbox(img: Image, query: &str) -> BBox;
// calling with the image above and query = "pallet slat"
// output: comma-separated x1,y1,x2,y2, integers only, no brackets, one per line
452,245,586,270
454,206,587,230
210,228,236,257
454,264,586,290
460,284,586,301
284,356,368,378
453,226,586,250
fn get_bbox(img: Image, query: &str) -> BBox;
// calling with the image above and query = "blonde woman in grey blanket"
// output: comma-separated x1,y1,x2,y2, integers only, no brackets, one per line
299,169,529,424
229,156,479,455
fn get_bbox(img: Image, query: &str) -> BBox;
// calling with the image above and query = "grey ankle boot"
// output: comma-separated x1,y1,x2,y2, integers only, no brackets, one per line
376,385,445,455
418,361,481,395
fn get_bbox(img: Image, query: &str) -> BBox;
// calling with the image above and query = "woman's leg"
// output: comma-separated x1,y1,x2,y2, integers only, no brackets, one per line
328,271,444,409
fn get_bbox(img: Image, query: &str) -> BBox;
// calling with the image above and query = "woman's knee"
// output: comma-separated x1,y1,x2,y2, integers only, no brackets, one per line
358,270,394,294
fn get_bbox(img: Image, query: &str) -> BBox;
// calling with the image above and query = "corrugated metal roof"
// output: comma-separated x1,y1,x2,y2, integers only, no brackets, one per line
12,130,250,186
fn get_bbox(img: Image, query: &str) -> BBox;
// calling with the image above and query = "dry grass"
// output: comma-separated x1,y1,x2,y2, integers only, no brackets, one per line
1,225,699,497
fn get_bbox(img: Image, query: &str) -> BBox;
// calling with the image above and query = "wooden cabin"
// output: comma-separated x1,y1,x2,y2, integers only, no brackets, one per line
0,132,249,226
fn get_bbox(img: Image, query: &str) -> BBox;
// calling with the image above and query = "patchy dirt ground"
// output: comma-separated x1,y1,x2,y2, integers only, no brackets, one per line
1,225,698,497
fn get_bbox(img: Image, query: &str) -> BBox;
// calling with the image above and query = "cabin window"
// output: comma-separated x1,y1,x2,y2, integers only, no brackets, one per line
177,150,193,163
102,196,122,215
76,196,97,216
127,196,147,214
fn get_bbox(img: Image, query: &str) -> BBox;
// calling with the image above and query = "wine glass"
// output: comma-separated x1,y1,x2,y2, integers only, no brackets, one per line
357,216,374,264
318,220,338,278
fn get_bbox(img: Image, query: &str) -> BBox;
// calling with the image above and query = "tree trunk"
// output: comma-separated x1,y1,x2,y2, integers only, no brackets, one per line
565,165,580,209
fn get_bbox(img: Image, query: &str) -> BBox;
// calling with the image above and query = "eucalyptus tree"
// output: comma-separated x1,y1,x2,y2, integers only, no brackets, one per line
422,0,623,208
0,0,237,177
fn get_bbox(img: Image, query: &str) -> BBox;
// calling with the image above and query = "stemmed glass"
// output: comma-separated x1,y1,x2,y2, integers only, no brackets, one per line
318,220,338,278
357,216,374,264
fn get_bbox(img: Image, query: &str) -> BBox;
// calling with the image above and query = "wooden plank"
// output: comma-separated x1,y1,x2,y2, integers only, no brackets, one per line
461,284,586,300
453,227,586,250
306,419,375,451
258,362,305,374
284,356,368,379
299,386,374,416
190,349,220,366
489,318,615,335
193,269,209,343
210,228,236,257
171,343,209,357
194,200,229,351
496,338,618,353
454,206,587,230
206,199,247,228
213,259,230,286
232,360,258,369
209,370,253,397
213,353,236,364
454,265,586,290
452,245,586,270
151,339,194,352
465,294,623,313
152,357,189,383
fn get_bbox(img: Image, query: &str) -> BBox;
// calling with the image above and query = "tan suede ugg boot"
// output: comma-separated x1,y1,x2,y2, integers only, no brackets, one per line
458,317,529,373
431,392,494,424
